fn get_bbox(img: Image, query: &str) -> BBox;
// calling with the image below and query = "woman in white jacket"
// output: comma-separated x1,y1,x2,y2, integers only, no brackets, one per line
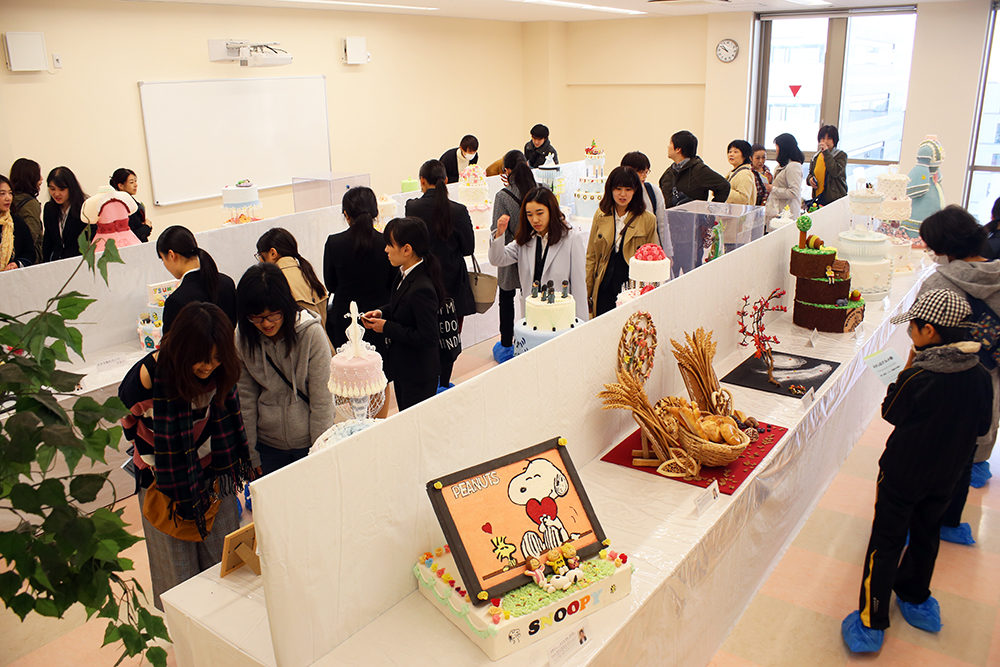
764,133,805,224
488,187,589,323
236,262,333,475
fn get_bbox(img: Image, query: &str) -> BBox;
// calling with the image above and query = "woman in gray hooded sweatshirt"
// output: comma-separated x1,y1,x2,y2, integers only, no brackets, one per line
919,206,1000,544
236,263,334,475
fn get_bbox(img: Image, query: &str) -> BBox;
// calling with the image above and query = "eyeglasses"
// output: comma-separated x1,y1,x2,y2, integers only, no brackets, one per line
253,252,264,262
248,312,283,324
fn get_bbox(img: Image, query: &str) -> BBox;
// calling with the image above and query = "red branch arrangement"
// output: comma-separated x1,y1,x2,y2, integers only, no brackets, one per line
737,288,787,386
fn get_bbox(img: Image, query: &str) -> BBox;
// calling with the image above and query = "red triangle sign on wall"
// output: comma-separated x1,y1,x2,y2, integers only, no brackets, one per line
789,85,802,97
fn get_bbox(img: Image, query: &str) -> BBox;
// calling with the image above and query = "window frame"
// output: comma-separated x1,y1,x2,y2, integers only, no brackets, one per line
752,7,917,167
963,2,1000,208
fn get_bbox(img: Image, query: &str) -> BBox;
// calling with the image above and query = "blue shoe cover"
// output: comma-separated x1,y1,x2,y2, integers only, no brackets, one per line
493,341,515,364
940,523,975,545
897,596,942,632
971,461,992,488
244,485,252,512
435,382,455,395
842,611,883,652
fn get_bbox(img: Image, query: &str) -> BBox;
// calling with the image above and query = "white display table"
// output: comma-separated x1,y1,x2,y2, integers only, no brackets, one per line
161,200,927,667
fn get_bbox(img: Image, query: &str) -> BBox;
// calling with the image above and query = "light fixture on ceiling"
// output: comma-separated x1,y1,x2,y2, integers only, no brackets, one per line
782,0,831,5
505,0,646,15
275,0,438,9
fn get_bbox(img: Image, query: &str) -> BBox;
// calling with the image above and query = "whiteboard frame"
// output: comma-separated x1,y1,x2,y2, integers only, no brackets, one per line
138,76,332,207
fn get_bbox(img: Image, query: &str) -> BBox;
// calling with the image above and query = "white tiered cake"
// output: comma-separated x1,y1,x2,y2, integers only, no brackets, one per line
137,280,179,350
513,280,582,356
454,165,493,256
572,141,606,222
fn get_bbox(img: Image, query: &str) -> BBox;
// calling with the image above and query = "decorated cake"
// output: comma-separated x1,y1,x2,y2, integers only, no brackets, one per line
573,141,607,222
887,237,914,273
534,156,565,197
221,180,262,226
876,172,912,222
837,228,893,300
455,165,492,228
514,281,581,356
329,302,387,419
137,280,179,350
849,183,884,217
419,437,632,661
376,194,398,231
789,216,865,333
414,544,631,661
769,205,797,232
616,244,671,306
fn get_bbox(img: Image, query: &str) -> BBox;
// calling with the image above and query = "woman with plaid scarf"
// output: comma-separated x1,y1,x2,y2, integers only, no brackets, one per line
119,302,253,610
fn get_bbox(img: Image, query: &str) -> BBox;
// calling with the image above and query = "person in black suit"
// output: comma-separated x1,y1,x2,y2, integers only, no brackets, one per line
110,168,153,242
42,166,92,262
362,217,444,411
324,187,396,352
156,226,238,334
405,160,475,390
439,135,479,184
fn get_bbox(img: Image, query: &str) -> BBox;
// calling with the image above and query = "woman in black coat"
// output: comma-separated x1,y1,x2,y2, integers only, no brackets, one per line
324,187,396,352
362,217,444,411
155,226,238,333
404,159,475,389
42,166,91,262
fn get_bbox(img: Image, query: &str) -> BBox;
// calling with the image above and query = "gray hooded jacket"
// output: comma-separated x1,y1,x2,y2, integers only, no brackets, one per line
237,310,334,467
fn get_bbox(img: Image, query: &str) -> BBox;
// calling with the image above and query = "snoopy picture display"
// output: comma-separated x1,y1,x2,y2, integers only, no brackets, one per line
427,437,607,604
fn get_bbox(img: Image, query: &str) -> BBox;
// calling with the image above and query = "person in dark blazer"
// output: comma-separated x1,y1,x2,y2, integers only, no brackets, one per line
42,166,92,262
362,217,444,411
324,187,396,352
439,135,479,184
405,159,475,389
111,168,153,242
156,225,238,333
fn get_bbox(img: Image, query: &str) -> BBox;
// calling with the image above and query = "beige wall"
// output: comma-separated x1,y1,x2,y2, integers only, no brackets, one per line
0,0,527,235
0,0,989,240
899,0,991,207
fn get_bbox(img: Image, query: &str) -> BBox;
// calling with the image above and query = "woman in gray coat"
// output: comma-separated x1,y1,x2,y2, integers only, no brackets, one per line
491,150,537,363
489,187,589,323
764,133,805,224
236,263,333,475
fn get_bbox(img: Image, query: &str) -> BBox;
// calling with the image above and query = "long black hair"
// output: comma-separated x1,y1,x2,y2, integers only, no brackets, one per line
418,159,451,240
599,166,646,218
503,150,536,201
773,133,804,167
383,216,447,308
236,262,300,359
342,186,379,255
920,206,989,260
110,168,136,191
156,226,223,302
158,302,240,406
46,166,87,211
255,227,327,299
515,187,570,247
10,158,41,198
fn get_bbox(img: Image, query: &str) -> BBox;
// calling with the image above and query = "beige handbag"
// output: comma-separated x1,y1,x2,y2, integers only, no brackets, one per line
469,254,498,314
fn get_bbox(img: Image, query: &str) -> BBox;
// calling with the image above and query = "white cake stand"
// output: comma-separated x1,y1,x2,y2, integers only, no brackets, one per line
334,390,386,421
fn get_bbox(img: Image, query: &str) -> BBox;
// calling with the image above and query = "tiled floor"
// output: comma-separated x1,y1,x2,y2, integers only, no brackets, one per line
6,338,1000,666
712,416,1000,667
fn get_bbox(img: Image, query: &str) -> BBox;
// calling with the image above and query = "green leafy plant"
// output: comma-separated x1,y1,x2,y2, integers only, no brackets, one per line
0,236,170,666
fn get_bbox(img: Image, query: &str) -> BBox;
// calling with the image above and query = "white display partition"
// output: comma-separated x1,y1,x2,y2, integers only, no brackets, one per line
163,199,929,667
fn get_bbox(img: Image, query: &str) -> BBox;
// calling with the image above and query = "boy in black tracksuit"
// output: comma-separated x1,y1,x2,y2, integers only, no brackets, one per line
843,289,993,652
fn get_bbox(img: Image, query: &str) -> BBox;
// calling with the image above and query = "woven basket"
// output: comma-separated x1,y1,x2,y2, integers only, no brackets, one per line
677,423,750,467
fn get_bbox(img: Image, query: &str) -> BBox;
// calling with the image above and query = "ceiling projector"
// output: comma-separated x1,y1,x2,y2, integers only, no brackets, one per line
208,40,293,67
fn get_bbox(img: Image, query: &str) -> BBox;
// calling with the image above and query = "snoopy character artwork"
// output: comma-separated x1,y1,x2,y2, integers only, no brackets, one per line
426,437,607,603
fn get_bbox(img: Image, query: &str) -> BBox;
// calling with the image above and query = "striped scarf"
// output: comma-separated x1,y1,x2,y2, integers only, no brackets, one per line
152,375,253,538
0,211,14,268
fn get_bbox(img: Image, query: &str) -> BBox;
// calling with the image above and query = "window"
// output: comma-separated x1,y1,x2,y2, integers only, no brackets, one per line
967,6,1000,221
754,9,916,169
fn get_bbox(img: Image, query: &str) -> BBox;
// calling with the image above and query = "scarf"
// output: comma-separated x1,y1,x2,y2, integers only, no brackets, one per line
0,211,14,268
151,374,253,538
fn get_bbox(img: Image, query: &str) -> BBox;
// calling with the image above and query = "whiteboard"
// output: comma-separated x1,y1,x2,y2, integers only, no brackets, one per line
138,77,331,206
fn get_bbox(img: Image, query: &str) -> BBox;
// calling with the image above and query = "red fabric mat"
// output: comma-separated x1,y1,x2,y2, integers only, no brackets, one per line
600,422,788,495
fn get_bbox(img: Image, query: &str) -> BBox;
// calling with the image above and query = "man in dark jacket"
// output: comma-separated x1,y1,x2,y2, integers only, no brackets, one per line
524,124,559,168
657,130,730,275
842,289,993,653
439,135,479,184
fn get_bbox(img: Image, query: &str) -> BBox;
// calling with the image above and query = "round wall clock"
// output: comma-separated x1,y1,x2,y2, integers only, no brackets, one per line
716,39,739,63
